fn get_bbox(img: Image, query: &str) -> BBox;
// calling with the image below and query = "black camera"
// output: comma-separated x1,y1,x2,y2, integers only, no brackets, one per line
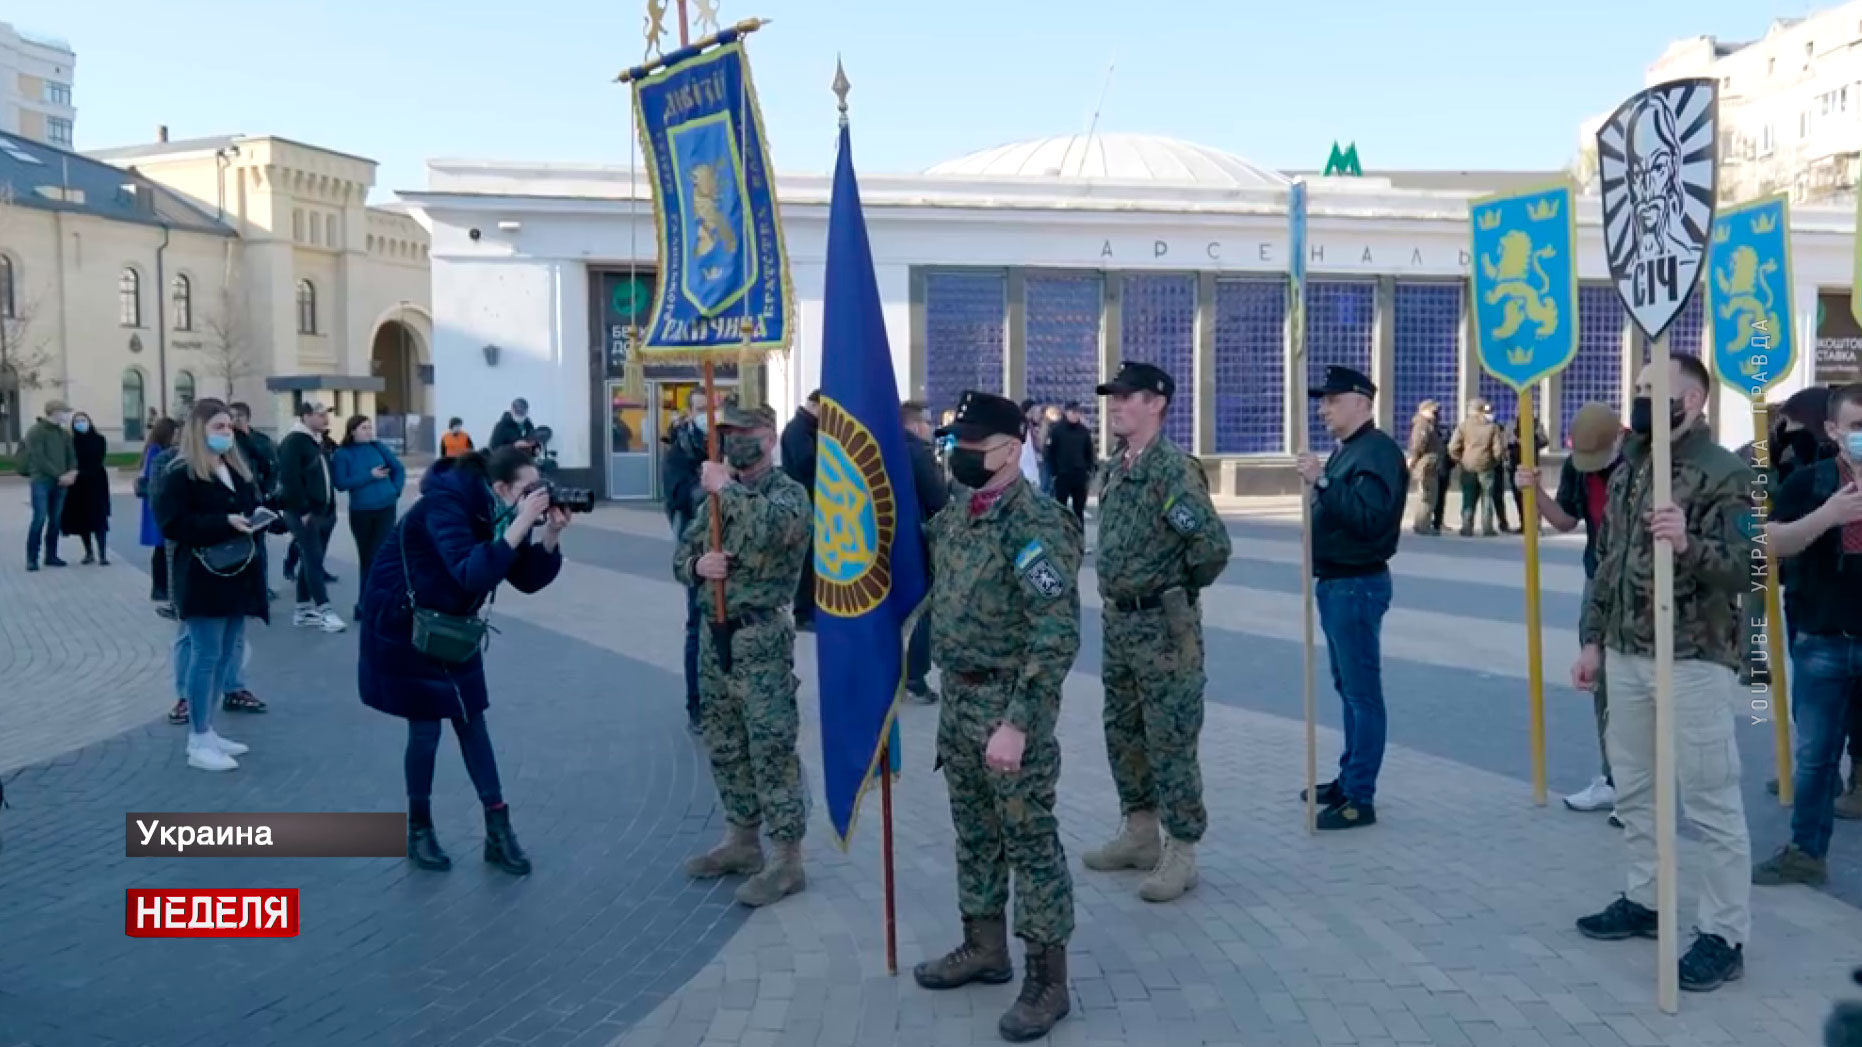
525,480,595,514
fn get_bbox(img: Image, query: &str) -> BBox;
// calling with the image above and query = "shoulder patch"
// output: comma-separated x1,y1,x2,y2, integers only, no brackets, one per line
1164,494,1200,535
1014,539,1066,599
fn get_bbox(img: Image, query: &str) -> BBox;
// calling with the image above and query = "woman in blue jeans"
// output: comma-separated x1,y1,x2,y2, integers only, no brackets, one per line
154,401,270,772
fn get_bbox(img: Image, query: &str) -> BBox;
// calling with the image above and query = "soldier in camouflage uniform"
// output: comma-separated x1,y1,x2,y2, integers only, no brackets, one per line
1571,353,1755,993
1080,361,1231,903
912,390,1082,1044
1405,399,1447,535
672,403,813,909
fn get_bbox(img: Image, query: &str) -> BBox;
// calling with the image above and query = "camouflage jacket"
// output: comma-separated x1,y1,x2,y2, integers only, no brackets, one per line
1407,415,1446,462
1095,437,1231,598
1580,421,1755,671
672,465,811,616
1447,416,1505,472
928,478,1083,735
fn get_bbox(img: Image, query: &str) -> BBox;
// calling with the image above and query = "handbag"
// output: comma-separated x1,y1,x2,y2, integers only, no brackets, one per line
194,534,256,576
399,518,492,664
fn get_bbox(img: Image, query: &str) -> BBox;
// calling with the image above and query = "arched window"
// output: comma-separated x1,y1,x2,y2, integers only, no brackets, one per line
173,369,196,415
170,274,193,331
296,279,317,334
121,367,146,442
0,255,15,319
119,267,142,327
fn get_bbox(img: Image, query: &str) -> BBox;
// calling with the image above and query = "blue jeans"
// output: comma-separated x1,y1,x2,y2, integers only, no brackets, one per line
174,623,247,700
182,617,246,736
1316,571,1393,804
1790,634,1862,859
27,479,66,564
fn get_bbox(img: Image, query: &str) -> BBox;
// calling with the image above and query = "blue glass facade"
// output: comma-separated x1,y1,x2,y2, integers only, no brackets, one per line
1305,281,1376,454
1212,279,1286,454
1561,284,1627,438
1637,293,1705,358
1024,273,1103,431
923,271,1006,417
1120,274,1198,450
1392,282,1463,437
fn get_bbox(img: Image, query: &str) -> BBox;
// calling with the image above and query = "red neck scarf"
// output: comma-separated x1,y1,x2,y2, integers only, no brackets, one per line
969,483,1012,518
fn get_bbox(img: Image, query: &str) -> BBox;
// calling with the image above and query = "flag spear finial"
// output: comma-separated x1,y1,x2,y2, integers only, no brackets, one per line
833,57,850,128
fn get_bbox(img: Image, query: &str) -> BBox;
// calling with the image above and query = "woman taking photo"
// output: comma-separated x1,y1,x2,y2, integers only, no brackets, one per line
60,411,112,564
138,418,179,611
333,414,407,620
154,402,270,772
358,446,567,876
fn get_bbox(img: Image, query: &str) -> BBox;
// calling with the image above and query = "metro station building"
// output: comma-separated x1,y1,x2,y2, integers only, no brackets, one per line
402,134,1855,501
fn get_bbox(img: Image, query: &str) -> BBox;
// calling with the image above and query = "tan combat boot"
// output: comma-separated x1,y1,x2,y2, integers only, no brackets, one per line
1836,769,1862,821
913,915,1014,990
735,838,805,907
682,822,764,879
1080,810,1160,871
1137,834,1199,903
998,944,1070,1042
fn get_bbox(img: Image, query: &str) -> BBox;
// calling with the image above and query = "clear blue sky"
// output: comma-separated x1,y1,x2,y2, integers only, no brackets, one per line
13,0,1817,201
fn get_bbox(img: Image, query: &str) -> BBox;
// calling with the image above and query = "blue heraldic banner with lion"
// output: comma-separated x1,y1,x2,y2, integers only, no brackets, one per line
814,121,928,847
633,36,793,354
1468,184,1579,392
1706,195,1795,400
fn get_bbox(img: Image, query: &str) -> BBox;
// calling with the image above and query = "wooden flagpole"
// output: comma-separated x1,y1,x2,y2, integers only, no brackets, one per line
1752,400,1793,805
1649,335,1679,1015
1289,182,1317,836
1518,386,1547,806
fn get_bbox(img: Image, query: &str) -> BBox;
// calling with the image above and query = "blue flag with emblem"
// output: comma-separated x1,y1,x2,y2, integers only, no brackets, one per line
628,33,793,355
1706,194,1795,400
815,119,928,848
1469,183,1579,392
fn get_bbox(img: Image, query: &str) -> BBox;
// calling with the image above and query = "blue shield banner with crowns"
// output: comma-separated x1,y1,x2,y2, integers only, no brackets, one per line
1469,183,1579,391
1706,194,1795,400
630,35,793,356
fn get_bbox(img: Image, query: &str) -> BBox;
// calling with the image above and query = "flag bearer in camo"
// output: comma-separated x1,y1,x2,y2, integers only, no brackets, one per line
672,403,813,909
911,389,1082,1044
1080,361,1232,904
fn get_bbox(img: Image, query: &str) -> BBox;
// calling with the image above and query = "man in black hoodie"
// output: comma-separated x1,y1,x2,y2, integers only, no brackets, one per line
779,390,820,629
277,400,345,632
490,398,537,453
1045,402,1096,522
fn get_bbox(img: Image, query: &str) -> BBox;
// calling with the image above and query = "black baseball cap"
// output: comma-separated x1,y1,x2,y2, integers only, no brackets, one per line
936,390,1026,442
1308,365,1377,400
1097,361,1175,399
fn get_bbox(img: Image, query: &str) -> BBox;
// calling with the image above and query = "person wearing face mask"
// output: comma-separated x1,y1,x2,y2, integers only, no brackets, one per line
358,446,568,876
333,414,407,621
154,401,270,772
22,399,79,571
489,397,537,454
59,411,113,565
900,400,950,703
911,390,1082,1042
663,389,711,732
1080,362,1230,904
1571,352,1756,993
1751,382,1862,889
672,403,813,908
1517,402,1628,823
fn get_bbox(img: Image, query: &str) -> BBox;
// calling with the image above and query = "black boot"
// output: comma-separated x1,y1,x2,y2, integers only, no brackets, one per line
483,805,532,876
408,815,452,871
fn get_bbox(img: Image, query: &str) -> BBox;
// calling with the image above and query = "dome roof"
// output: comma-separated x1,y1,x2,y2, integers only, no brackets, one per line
926,133,1288,189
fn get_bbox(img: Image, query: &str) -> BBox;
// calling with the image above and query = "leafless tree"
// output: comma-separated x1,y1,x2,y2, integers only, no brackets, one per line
198,280,262,400
0,184,54,454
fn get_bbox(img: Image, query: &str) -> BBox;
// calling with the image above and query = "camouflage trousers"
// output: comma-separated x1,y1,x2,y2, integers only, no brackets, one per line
1102,605,1207,842
936,675,1073,946
698,615,807,843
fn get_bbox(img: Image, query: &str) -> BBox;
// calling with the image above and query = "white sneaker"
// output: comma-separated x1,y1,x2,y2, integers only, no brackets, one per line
316,606,347,633
202,729,248,756
186,740,239,772
292,605,320,627
1564,777,1616,812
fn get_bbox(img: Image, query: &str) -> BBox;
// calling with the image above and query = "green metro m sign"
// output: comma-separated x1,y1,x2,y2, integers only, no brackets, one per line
1324,141,1362,177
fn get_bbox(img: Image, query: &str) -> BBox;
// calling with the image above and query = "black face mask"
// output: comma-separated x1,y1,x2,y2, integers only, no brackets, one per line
948,448,994,489
1629,396,1684,438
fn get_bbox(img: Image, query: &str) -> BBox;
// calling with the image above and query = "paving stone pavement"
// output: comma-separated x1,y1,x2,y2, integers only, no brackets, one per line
1,488,1856,1047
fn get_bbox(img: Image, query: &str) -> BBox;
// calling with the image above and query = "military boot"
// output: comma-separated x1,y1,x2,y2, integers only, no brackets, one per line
734,838,805,907
683,822,765,879
1137,834,1198,903
1081,810,1160,872
1836,769,1862,821
998,945,1070,1042
913,916,1013,990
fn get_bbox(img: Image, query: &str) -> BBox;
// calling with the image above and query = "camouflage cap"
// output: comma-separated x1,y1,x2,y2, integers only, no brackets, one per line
716,402,778,430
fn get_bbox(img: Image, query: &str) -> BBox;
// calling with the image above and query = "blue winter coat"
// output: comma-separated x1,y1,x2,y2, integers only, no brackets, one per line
357,460,562,722
137,445,164,547
332,442,406,512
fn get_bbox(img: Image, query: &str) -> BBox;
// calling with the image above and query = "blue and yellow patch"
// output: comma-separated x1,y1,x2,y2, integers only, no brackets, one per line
1164,494,1199,536
813,397,896,616
1014,539,1065,599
